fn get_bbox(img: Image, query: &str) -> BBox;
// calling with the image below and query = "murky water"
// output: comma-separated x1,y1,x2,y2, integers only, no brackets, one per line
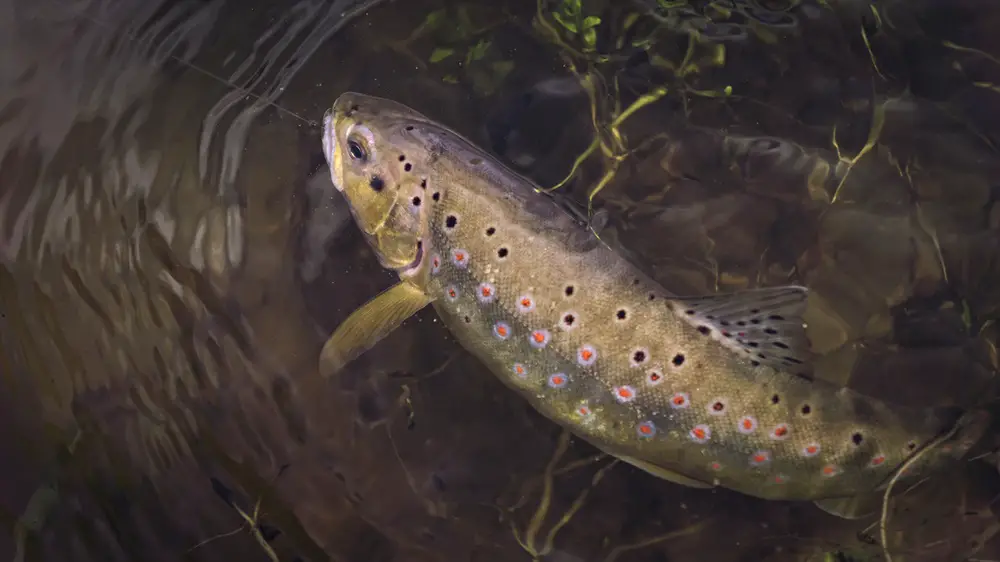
1,0,1000,561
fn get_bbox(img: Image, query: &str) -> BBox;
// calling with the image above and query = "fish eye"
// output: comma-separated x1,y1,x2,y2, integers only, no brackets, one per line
345,124,375,163
347,138,367,161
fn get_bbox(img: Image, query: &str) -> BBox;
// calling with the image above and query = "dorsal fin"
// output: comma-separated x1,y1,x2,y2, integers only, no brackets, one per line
669,286,815,380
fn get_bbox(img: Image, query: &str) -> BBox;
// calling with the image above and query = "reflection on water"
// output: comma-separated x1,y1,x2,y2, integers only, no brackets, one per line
1,0,999,561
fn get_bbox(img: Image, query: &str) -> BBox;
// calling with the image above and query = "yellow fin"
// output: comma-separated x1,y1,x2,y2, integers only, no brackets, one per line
319,281,432,377
814,494,881,520
619,455,714,489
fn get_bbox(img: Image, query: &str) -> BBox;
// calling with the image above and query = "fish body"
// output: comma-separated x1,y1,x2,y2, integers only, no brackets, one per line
320,92,989,513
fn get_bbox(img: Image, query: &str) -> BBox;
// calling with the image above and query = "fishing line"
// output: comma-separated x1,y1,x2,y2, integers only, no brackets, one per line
76,0,389,129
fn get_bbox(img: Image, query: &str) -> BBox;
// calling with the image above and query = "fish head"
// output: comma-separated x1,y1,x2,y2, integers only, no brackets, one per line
323,92,437,274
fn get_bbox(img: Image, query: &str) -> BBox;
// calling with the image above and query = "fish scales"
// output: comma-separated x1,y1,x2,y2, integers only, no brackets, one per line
320,92,989,513
424,154,944,500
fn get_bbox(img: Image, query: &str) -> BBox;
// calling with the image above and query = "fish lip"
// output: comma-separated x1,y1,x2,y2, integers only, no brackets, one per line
321,108,344,193
397,240,424,277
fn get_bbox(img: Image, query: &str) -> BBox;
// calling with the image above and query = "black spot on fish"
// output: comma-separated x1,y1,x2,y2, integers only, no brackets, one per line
768,315,785,321
404,163,413,172
486,227,496,236
852,432,864,446
632,278,640,285
750,318,761,324
412,196,421,206
773,341,789,349
750,360,761,367
801,404,812,416
405,125,414,131
712,401,725,412
907,441,917,450
737,321,747,326
432,192,440,201
563,313,575,326
497,247,509,258
445,215,457,229
647,293,656,301
565,285,575,297
420,178,427,188
632,350,646,363
616,309,627,320
398,155,406,161
685,309,695,315
783,356,803,364
748,342,759,348
464,316,471,323
369,175,385,191
771,394,780,404
672,354,685,366
697,326,711,335
720,320,731,326
470,157,483,165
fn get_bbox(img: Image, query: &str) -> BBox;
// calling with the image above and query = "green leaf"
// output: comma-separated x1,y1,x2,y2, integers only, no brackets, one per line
429,47,455,63
468,38,491,61
582,15,601,29
723,85,732,95
583,27,596,48
552,11,577,33
442,75,459,84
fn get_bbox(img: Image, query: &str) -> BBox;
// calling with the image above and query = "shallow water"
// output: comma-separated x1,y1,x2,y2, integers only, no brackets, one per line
1,0,1000,561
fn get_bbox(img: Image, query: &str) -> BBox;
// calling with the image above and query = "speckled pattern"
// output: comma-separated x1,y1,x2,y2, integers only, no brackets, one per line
322,92,988,504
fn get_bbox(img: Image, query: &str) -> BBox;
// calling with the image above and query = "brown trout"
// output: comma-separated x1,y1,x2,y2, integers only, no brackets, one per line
318,92,990,518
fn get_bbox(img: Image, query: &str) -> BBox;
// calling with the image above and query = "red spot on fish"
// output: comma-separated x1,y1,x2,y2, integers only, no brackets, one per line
646,370,664,385
770,423,790,440
739,416,757,434
802,443,820,457
750,451,771,466
577,345,597,366
709,461,723,471
577,405,591,416
774,474,787,484
517,295,536,313
481,286,492,297
493,322,511,340
529,330,551,348
738,332,746,337
637,421,656,438
513,363,526,377
689,424,711,443
615,386,636,402
870,455,886,467
671,393,690,408
448,288,457,298
821,464,840,477
548,373,567,388
455,252,466,262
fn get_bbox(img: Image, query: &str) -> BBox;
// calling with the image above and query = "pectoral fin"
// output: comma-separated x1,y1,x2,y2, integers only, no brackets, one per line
619,455,714,489
814,494,881,520
319,281,432,377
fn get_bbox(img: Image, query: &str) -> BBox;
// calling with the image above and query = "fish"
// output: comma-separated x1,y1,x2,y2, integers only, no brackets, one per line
318,91,991,519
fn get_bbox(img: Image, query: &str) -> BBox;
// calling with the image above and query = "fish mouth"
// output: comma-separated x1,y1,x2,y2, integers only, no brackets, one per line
398,240,424,277
322,109,344,193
